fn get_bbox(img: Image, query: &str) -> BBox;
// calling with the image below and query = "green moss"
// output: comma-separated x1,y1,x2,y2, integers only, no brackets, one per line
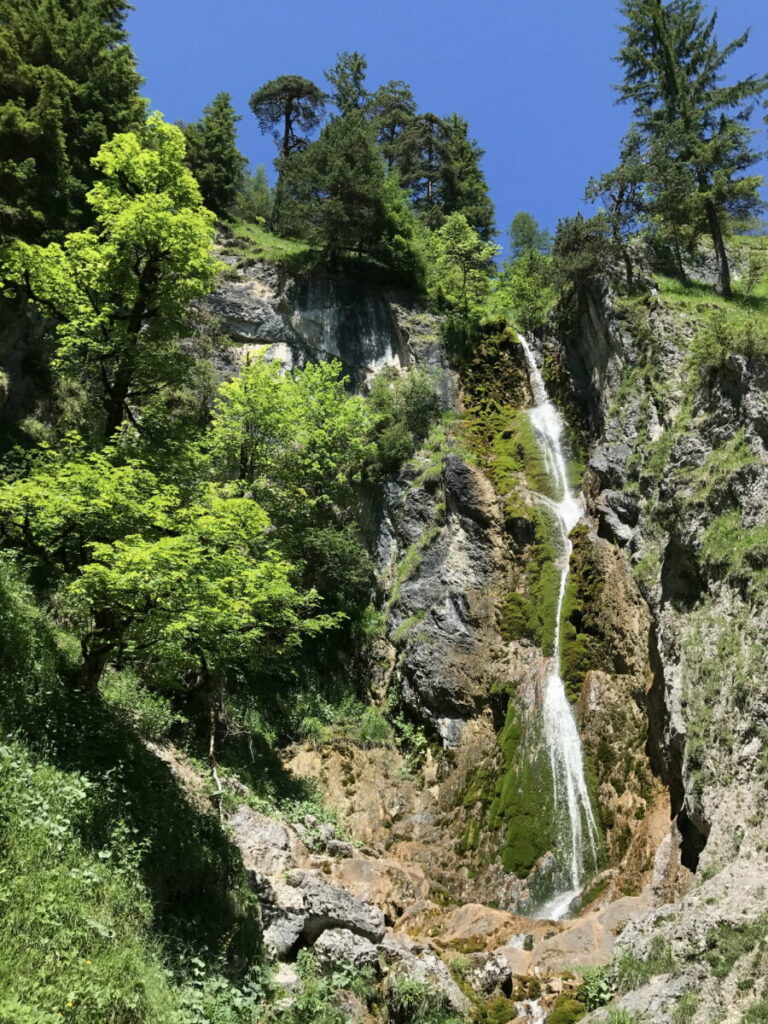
486,995,518,1024
391,610,428,645
488,704,555,878
546,994,587,1024
560,525,610,702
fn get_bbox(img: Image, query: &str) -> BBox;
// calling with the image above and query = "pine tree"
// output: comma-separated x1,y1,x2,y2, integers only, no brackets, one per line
398,113,453,229
248,76,326,158
277,110,389,259
442,114,495,240
182,93,246,219
508,212,552,260
616,0,768,296
324,51,368,116
0,0,144,243
367,80,417,170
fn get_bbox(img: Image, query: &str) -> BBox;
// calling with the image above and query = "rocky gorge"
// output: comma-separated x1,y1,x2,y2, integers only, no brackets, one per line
126,234,768,1024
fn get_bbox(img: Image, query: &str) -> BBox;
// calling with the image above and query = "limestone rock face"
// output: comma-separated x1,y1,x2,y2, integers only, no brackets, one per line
207,256,405,387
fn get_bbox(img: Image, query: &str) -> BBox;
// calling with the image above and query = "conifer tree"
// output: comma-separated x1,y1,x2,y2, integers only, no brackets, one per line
324,51,368,116
508,212,552,260
616,0,768,296
398,113,453,228
183,92,247,219
0,0,144,243
442,114,495,240
248,76,326,158
277,110,389,259
368,80,417,170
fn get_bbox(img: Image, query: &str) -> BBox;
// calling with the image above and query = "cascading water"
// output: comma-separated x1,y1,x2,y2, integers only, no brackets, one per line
518,335,600,920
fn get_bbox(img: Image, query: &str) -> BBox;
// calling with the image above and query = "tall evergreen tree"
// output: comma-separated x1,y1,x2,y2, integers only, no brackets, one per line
248,76,325,158
324,51,368,116
398,113,453,228
0,0,144,243
182,93,246,218
277,110,389,259
616,0,768,296
508,211,552,260
367,80,417,170
442,114,495,240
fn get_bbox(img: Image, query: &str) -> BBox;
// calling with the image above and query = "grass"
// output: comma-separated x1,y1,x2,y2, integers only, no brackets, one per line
225,218,312,266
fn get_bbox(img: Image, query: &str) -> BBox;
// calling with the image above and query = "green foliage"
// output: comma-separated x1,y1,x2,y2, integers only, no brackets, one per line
279,949,375,1024
703,915,768,979
358,706,395,748
441,114,496,240
183,92,247,218
552,213,617,293
546,994,587,1024
508,211,552,260
324,51,368,115
615,0,768,296
0,0,144,243
248,76,325,158
577,965,616,1011
615,935,675,993
429,211,499,314
388,974,463,1024
3,112,217,440
488,250,555,334
227,218,310,266
368,366,442,474
232,167,274,224
100,667,183,742
0,742,177,1023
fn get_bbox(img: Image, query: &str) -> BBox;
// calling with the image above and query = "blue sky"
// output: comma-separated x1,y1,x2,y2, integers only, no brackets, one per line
127,0,767,255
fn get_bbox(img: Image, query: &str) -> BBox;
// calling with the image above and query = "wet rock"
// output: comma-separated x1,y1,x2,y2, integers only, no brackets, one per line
443,453,497,527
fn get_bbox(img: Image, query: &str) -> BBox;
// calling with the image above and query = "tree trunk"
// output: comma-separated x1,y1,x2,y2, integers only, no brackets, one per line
622,247,635,292
705,199,732,298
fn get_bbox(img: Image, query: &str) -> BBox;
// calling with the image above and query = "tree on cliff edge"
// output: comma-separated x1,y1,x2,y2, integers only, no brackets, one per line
616,0,768,296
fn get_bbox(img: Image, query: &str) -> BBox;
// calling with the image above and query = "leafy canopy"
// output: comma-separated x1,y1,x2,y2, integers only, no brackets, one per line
3,112,217,439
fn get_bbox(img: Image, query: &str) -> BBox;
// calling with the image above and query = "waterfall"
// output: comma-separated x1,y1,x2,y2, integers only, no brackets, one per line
518,335,600,919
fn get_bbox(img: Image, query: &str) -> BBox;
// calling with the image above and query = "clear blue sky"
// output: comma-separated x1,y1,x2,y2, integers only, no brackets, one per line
127,0,767,255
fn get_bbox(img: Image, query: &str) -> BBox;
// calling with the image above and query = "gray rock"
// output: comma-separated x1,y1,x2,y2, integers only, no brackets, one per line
380,937,471,1016
229,805,295,876
464,950,512,996
443,454,494,527
312,928,380,972
274,962,302,995
286,869,386,944
589,442,633,488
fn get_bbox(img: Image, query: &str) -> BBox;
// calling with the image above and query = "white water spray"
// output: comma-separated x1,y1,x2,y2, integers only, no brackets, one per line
518,336,600,919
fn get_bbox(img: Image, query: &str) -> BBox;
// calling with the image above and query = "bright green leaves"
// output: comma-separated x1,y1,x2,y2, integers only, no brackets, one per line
3,113,217,439
209,357,375,522
429,211,500,315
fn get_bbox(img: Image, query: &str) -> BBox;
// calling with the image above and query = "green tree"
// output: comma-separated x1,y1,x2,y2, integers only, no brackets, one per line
616,0,768,296
233,165,274,222
367,80,417,170
324,51,368,116
277,109,391,259
398,113,453,228
508,211,552,260
0,0,144,243
248,75,326,158
585,128,646,289
490,251,555,334
443,114,496,240
3,113,217,440
182,92,246,218
431,212,500,314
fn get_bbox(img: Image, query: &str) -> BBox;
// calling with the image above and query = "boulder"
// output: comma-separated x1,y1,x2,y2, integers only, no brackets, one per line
313,928,380,972
463,950,512,995
286,869,386,944
229,805,298,876
380,937,471,1016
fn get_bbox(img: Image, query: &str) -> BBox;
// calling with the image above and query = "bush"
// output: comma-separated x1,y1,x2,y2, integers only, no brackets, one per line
101,668,182,742
387,974,463,1024
358,707,394,748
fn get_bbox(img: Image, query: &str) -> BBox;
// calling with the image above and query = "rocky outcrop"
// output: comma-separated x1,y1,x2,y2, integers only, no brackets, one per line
208,252,406,387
